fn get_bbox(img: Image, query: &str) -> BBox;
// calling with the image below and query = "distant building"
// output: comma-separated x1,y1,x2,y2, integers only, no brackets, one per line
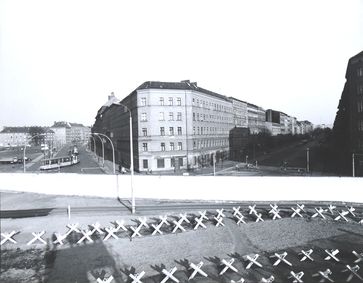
51,121,90,145
247,103,266,134
229,97,248,128
229,127,249,161
333,50,363,175
0,127,30,147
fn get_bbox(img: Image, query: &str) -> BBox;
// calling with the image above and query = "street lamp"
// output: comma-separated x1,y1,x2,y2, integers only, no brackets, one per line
306,147,310,173
23,133,45,173
92,133,105,167
92,132,115,174
117,102,135,214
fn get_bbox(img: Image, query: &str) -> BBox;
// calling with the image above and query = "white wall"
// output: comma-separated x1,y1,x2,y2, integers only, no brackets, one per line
0,173,362,203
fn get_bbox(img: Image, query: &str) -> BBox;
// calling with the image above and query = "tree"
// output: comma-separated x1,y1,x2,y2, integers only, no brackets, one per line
28,126,45,146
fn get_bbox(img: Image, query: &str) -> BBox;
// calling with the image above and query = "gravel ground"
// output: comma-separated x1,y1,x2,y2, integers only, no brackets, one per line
1,206,363,283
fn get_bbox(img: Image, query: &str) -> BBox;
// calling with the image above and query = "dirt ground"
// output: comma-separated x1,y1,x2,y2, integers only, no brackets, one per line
1,205,363,283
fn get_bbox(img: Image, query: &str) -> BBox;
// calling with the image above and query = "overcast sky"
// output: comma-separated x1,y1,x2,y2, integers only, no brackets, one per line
1,0,362,127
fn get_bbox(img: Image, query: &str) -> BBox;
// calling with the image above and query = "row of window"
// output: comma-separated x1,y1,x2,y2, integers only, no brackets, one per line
140,112,183,122
192,97,233,113
142,142,183,152
192,112,233,123
140,97,182,106
193,126,230,135
153,157,184,169
358,100,363,113
193,139,228,150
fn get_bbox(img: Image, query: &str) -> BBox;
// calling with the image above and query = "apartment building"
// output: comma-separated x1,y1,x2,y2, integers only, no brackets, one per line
247,103,266,134
92,81,235,172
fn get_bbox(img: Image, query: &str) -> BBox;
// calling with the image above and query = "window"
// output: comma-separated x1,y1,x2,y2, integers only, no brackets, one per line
161,143,166,151
178,157,183,166
359,120,363,132
159,112,164,121
160,127,165,136
178,142,182,150
170,142,174,151
171,157,175,167
169,97,173,106
193,141,196,149
358,67,363,77
169,127,174,135
142,128,147,136
143,160,148,169
177,97,181,106
177,127,182,135
193,127,195,135
193,113,196,121
201,127,203,135
197,113,200,121
358,84,363,95
169,112,174,121
142,143,148,152
197,127,200,135
157,158,164,168
177,112,182,121
192,98,195,105
358,100,363,113
141,113,147,121
141,97,146,106
160,97,164,106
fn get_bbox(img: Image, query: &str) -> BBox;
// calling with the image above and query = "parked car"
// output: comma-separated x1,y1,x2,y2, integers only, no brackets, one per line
17,157,32,164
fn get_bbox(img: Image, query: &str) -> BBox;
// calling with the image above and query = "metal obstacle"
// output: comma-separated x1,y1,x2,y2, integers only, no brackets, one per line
216,209,226,218
151,222,164,236
334,210,349,222
194,216,207,230
243,254,262,269
198,211,209,221
103,227,119,241
342,265,363,282
96,275,114,283
270,252,292,266
299,249,314,262
172,218,186,233
260,275,275,283
129,271,145,283
312,269,334,283
231,278,245,283
214,216,225,227
232,206,242,217
160,267,179,283
114,220,128,232
353,250,363,263
235,214,246,225
77,229,94,244
312,207,327,219
328,205,337,215
188,261,208,280
288,271,304,283
291,204,304,218
130,225,142,238
53,233,67,245
27,231,46,245
1,231,17,245
178,213,190,225
347,206,356,217
324,249,340,262
66,223,81,236
90,222,104,235
159,215,171,226
219,258,238,275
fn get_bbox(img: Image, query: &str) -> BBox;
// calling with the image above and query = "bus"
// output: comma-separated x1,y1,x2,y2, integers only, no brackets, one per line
39,154,80,171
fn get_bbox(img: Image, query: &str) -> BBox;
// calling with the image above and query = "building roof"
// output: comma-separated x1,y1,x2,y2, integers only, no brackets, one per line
135,80,231,102
69,123,85,127
228,97,247,104
0,127,29,133
51,121,71,128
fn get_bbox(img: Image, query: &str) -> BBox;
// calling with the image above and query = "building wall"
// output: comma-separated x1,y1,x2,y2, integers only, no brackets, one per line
248,104,266,134
0,132,29,147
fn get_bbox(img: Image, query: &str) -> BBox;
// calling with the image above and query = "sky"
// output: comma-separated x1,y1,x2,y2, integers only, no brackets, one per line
1,0,363,128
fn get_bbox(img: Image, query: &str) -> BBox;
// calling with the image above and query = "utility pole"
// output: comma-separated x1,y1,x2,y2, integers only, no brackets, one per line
352,153,355,177
306,147,310,173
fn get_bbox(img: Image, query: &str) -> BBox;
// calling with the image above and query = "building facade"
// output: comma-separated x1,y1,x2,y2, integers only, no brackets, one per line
92,81,235,172
229,97,248,128
0,127,30,147
51,121,90,146
247,103,266,134
333,51,363,175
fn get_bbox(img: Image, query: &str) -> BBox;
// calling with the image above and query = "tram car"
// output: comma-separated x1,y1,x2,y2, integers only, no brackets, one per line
39,154,79,171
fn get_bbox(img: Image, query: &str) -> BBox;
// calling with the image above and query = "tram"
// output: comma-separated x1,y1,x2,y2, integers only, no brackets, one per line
39,154,79,171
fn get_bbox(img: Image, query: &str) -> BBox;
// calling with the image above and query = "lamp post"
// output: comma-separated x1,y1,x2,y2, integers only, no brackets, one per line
23,133,45,173
92,133,105,167
306,147,310,173
117,102,135,214
92,132,115,174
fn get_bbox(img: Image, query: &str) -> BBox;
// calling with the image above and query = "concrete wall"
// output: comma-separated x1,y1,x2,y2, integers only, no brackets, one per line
0,173,362,203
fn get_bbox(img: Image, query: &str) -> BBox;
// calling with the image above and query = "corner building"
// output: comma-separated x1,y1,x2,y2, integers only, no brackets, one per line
92,81,234,172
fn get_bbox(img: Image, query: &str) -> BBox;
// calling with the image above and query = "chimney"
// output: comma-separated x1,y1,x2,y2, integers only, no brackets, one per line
108,92,115,101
